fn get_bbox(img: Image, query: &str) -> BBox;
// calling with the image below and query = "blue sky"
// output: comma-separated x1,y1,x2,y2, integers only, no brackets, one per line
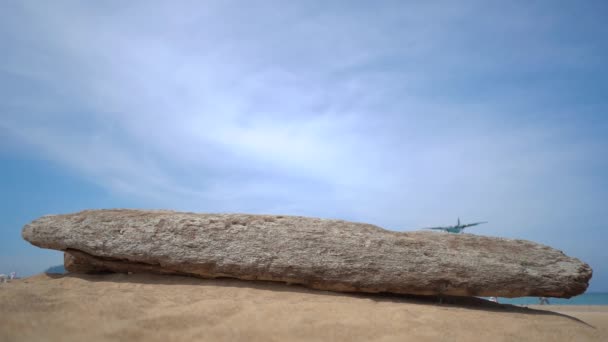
1,0,607,291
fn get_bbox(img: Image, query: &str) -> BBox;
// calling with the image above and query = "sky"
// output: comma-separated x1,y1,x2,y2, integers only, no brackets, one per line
1,0,607,292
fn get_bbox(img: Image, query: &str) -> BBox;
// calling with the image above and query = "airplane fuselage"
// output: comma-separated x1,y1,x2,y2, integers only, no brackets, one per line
444,226,465,234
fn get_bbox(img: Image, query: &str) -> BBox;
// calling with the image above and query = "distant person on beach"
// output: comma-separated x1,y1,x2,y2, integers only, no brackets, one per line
0,272,17,283
538,297,550,305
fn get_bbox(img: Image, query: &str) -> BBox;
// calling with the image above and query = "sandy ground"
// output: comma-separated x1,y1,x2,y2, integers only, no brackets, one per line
0,273,605,342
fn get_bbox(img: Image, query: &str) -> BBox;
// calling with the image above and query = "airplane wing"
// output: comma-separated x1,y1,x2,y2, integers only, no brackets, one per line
461,221,488,228
423,227,449,231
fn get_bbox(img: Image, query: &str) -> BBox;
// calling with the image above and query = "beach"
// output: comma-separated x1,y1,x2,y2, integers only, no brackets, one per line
0,273,606,341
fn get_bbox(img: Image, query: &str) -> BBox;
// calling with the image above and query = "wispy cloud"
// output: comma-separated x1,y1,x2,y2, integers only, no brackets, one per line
1,0,606,244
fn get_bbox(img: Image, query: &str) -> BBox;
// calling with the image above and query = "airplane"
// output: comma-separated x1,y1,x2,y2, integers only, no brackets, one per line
420,218,487,234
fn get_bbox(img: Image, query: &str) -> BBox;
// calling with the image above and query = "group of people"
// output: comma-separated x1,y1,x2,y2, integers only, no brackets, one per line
538,297,550,305
0,272,16,283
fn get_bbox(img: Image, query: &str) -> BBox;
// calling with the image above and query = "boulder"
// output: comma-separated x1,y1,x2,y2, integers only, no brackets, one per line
22,209,592,298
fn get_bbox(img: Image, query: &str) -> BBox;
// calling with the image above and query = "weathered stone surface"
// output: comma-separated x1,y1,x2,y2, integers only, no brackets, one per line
23,209,592,298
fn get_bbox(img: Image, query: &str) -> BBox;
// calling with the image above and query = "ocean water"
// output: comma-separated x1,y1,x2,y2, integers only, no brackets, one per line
487,293,608,305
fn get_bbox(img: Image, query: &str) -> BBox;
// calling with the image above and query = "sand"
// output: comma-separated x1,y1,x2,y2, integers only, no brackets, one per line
0,273,606,341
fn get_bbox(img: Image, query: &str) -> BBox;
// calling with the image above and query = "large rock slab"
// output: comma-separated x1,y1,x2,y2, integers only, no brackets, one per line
22,209,592,298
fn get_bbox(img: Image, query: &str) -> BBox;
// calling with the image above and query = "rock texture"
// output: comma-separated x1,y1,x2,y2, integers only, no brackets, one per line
22,209,592,298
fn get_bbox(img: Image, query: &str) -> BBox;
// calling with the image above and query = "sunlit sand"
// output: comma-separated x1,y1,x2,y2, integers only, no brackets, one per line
1,273,606,341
